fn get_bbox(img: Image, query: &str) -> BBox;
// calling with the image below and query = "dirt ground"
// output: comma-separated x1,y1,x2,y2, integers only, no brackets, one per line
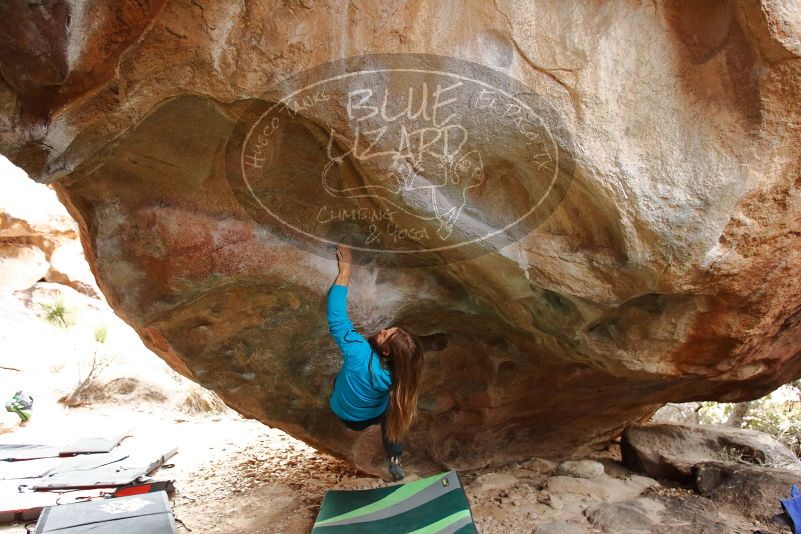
0,402,370,534
2,401,786,534
0,399,554,533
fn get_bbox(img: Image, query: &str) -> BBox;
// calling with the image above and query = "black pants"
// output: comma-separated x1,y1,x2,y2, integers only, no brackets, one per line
338,410,404,458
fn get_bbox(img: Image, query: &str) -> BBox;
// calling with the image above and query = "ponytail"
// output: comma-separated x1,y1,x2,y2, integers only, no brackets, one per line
384,327,424,443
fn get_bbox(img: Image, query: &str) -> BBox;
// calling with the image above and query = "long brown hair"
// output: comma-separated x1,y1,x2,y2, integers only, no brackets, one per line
372,326,423,443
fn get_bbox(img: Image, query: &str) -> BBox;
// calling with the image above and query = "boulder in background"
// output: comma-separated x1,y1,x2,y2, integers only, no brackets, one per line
621,422,801,483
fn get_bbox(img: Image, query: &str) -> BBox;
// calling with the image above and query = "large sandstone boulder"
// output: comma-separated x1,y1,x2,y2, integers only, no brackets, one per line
0,157,93,292
45,240,100,297
621,423,801,483
1,1,801,473
695,461,801,522
0,156,77,242
585,495,756,534
0,244,48,290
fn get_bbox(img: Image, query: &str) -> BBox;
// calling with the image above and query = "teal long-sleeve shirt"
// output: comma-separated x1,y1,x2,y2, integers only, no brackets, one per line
327,284,392,422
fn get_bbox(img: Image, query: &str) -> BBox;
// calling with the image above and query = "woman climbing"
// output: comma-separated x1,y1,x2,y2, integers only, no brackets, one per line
327,243,424,481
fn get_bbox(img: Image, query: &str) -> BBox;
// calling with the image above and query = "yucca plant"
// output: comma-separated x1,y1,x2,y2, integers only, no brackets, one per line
39,298,74,328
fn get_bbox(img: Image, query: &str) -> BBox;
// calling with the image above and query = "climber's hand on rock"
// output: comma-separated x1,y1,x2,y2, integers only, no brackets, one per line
335,245,352,286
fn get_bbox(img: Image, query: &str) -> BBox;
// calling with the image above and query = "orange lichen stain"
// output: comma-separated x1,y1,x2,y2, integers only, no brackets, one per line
127,205,285,290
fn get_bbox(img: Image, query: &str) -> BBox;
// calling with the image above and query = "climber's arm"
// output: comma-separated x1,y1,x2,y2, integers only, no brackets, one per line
327,245,369,357
334,244,351,287
327,283,357,345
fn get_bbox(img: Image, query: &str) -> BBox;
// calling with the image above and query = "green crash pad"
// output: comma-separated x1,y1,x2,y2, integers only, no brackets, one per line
313,471,477,533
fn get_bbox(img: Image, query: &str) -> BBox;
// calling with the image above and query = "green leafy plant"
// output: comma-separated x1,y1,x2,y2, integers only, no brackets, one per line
39,299,74,328
94,325,108,344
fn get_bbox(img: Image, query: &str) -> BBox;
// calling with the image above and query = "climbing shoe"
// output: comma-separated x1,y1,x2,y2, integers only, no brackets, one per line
388,456,405,481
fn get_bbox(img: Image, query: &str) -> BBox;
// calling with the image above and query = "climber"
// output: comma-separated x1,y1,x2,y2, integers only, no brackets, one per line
327,243,424,481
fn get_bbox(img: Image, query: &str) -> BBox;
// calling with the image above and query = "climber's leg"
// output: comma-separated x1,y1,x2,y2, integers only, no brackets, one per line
380,416,403,458
381,417,405,481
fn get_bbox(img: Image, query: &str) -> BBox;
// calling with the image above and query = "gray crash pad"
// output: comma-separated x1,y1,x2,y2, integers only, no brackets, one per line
59,431,131,456
34,491,177,533
33,447,177,490
2,451,129,481
0,444,62,461
44,451,130,476
0,481,101,523
1,456,63,480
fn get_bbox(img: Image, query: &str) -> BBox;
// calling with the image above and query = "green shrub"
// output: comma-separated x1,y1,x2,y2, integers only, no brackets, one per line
740,400,801,457
39,299,74,328
94,325,108,344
